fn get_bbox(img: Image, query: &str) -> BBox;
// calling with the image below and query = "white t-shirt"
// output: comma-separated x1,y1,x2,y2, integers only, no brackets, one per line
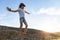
18,8,25,18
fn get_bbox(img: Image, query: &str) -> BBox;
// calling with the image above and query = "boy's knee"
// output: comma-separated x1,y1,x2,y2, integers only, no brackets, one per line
26,24,28,27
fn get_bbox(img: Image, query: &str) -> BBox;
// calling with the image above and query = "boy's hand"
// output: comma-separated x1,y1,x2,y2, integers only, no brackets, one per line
27,13,30,14
7,7,11,11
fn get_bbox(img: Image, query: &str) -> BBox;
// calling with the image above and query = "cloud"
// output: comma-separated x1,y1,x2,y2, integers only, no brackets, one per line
27,7,60,32
38,7,60,15
0,13,19,27
0,14,7,20
28,14,60,32
29,7,60,15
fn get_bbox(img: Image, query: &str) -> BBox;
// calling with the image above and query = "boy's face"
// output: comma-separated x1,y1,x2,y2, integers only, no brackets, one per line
21,6,25,9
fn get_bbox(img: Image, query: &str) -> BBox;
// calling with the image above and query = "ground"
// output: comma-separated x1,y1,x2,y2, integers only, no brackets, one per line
0,25,60,40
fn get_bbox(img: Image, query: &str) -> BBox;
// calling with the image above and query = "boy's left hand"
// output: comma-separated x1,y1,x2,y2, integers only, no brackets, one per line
28,13,30,14
7,7,11,11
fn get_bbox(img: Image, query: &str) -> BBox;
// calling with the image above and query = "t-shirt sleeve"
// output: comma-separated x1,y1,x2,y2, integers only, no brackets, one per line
17,8,21,11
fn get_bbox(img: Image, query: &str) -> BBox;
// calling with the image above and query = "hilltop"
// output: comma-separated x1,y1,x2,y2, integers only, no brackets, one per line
0,25,60,40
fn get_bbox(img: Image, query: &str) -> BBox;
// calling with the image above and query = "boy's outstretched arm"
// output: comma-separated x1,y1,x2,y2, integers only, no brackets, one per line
7,7,18,12
25,11,30,14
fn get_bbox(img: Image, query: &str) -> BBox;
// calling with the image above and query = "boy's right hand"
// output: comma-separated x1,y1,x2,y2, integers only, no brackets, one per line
7,7,11,11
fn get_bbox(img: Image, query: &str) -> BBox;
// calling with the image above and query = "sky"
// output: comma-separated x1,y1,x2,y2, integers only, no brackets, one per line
0,0,60,32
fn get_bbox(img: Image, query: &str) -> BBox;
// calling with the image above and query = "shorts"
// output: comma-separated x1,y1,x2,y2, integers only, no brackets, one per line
20,17,27,24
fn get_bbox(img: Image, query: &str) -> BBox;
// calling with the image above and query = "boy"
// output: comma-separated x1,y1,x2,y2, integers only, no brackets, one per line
7,3,30,34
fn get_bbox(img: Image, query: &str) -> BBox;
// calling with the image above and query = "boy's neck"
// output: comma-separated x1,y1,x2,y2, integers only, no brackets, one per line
20,8,24,9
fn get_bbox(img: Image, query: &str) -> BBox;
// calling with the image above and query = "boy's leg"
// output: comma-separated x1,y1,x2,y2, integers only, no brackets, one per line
20,22,23,31
24,22,28,34
19,22,23,35
24,22,28,30
20,17,23,32
23,18,28,34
